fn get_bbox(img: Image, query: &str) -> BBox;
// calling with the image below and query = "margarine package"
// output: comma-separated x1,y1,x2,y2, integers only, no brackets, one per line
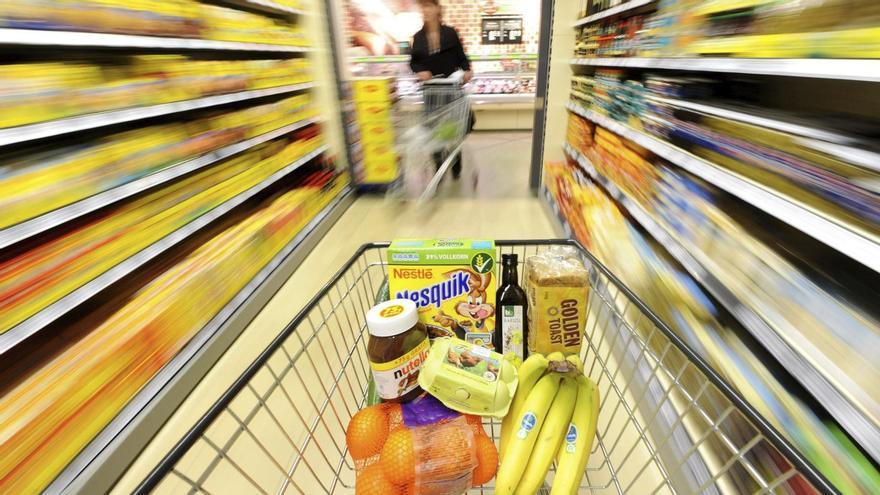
388,239,497,348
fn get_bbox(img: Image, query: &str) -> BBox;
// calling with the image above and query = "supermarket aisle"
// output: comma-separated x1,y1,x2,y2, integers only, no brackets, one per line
114,130,557,491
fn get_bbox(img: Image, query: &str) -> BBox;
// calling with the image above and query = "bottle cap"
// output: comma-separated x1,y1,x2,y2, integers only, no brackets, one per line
501,253,518,264
367,299,419,337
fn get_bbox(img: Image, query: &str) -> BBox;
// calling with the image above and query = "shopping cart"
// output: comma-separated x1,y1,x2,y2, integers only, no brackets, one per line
136,240,835,494
394,73,471,201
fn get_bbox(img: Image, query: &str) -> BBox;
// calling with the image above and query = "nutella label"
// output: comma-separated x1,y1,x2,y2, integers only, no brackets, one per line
370,338,430,399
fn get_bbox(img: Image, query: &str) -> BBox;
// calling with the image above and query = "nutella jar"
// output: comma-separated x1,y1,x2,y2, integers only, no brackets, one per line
367,299,430,403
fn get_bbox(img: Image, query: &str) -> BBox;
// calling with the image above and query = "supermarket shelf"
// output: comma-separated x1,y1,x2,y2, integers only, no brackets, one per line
649,96,853,143
0,82,315,148
0,117,321,250
469,93,535,105
0,28,312,53
473,73,537,79
49,186,354,495
218,0,308,16
0,145,328,357
540,186,573,238
562,142,880,463
570,57,880,82
350,53,537,63
565,101,880,273
649,96,880,172
573,0,655,27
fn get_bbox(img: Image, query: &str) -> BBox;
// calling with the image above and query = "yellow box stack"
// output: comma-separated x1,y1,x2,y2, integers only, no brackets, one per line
352,78,398,184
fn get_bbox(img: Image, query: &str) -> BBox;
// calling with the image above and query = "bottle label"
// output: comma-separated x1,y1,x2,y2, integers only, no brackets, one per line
369,338,430,399
500,305,524,358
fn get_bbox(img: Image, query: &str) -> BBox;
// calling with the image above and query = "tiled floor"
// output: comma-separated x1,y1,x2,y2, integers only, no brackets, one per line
114,131,559,492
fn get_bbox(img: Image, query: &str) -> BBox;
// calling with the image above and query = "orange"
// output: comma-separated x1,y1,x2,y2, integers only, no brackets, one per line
356,462,401,495
385,403,403,430
464,414,487,438
421,421,476,482
404,480,418,495
471,433,499,486
381,427,416,485
346,405,389,460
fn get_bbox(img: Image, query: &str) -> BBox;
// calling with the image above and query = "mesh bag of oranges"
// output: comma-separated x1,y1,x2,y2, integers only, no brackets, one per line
346,395,499,495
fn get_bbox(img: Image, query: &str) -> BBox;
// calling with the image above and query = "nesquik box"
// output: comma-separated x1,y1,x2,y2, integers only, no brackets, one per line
388,239,497,349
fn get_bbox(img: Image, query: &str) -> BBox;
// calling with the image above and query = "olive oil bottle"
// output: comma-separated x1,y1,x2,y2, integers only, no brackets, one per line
494,253,528,362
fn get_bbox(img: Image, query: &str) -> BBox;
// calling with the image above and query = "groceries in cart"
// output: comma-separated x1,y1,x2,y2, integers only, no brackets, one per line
347,239,600,494
347,397,494,495
495,353,599,495
388,239,497,346
495,253,529,365
418,337,518,417
525,247,591,356
366,299,431,403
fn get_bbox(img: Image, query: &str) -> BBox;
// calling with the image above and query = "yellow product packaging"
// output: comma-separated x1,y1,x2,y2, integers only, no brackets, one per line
351,77,394,102
362,155,398,184
418,337,518,417
359,120,396,144
355,100,391,124
526,246,590,355
388,239,497,347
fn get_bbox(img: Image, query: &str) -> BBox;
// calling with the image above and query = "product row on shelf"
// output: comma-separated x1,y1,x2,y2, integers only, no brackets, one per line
534,1,880,492
542,160,880,493
574,0,880,59
0,1,352,493
566,70,880,271
1,94,317,233
1,120,323,336
0,158,348,494
0,57,312,129
2,0,309,46
575,69,879,221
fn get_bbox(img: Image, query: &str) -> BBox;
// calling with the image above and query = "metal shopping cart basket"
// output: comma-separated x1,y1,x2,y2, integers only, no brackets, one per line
394,74,471,201
136,240,834,494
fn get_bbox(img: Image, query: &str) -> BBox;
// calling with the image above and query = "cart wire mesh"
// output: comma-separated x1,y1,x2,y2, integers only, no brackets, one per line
135,240,835,494
394,78,470,200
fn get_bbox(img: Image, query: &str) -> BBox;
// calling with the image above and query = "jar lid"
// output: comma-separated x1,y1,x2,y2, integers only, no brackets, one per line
367,299,419,337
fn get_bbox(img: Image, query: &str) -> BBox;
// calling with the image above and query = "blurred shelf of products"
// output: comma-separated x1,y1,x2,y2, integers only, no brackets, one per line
538,0,880,493
0,0,353,493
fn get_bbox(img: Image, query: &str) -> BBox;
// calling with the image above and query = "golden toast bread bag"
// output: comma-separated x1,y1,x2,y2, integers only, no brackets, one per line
526,246,590,355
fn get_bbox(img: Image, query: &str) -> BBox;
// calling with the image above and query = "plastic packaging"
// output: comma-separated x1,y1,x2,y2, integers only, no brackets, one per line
418,337,518,417
348,396,496,495
525,247,590,355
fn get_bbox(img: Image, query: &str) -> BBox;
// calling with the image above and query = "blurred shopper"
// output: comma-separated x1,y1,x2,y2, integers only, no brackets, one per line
410,0,474,179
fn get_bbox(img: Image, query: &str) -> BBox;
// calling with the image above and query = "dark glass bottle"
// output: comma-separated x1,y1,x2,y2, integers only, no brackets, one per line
494,254,528,362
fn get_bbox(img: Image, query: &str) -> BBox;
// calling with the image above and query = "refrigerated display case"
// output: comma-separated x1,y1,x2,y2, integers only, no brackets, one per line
349,53,537,130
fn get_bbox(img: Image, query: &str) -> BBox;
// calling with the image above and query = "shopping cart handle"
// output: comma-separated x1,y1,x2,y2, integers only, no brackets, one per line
423,71,465,85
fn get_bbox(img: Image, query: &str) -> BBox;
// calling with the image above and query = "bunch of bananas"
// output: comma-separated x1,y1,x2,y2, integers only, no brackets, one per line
496,352,600,495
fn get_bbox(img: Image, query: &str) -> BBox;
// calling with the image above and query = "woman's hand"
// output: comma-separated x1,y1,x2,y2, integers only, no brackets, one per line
417,71,433,82
463,70,473,84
